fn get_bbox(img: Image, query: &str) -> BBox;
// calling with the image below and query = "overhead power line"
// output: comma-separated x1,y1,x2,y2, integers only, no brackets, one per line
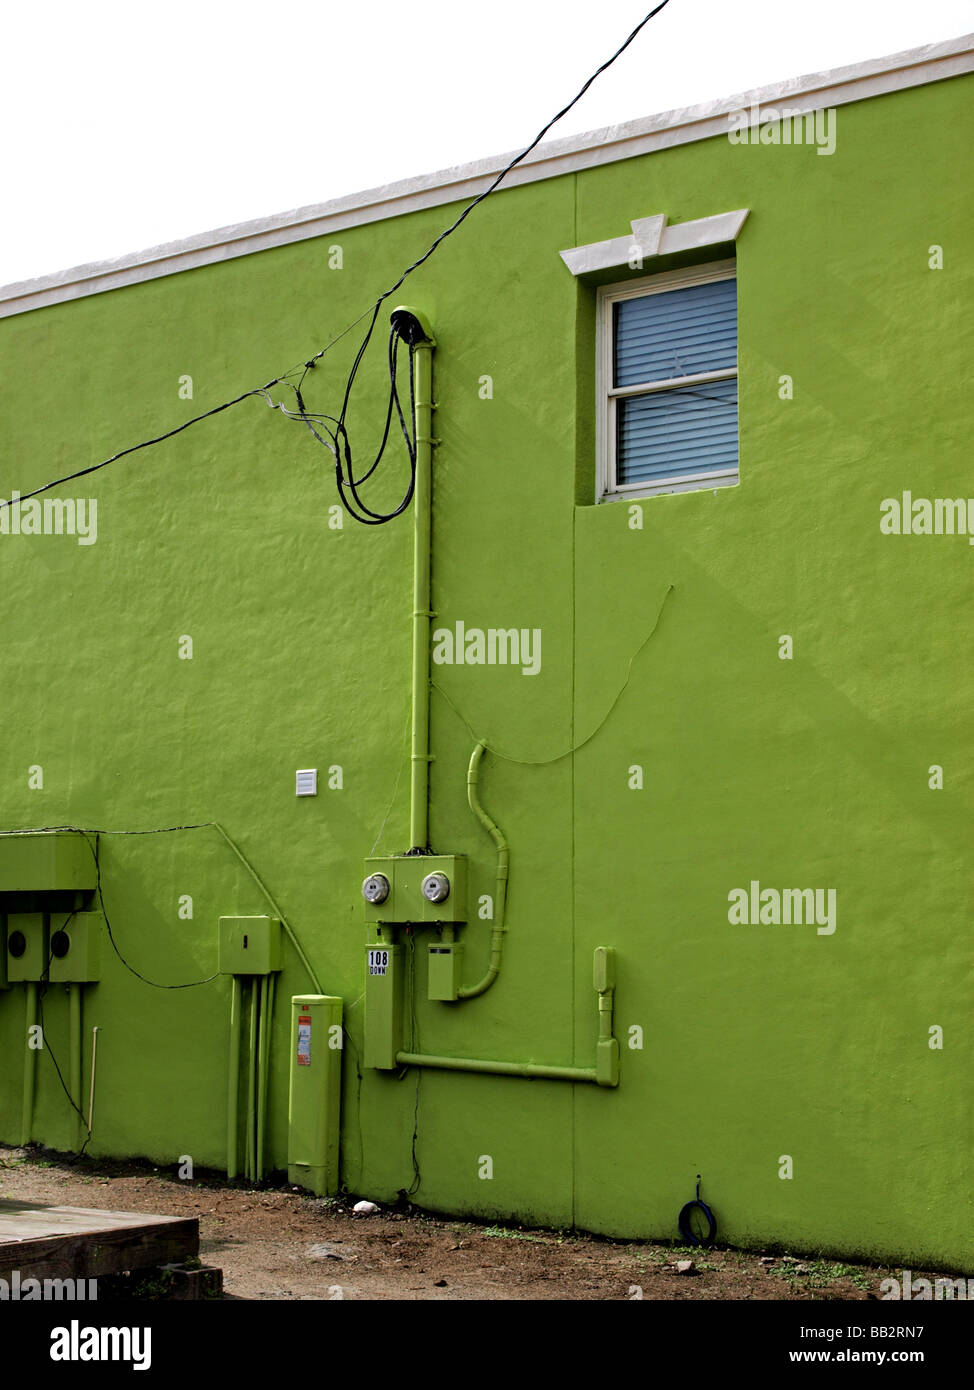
0,3,672,525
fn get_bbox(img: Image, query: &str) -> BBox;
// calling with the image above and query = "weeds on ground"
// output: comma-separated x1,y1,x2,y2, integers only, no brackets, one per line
482,1226,548,1244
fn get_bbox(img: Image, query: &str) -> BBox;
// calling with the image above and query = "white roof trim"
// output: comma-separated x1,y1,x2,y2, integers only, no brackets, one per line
560,209,749,276
1,33,972,319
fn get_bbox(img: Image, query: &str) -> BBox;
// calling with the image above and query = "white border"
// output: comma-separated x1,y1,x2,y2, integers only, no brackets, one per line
1,34,971,317
596,260,738,502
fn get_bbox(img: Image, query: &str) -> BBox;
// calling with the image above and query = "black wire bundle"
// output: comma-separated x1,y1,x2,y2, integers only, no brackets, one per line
291,313,418,526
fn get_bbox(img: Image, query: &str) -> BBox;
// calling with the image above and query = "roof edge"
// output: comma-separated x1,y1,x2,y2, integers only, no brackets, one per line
2,32,972,318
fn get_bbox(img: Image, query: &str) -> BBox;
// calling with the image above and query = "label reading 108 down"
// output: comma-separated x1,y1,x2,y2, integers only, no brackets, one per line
368,948,389,976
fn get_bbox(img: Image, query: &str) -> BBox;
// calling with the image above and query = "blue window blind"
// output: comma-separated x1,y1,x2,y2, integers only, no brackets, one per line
612,276,738,489
616,379,738,485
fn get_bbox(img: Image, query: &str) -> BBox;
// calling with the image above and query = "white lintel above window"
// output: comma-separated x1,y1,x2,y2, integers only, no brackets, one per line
559,209,749,278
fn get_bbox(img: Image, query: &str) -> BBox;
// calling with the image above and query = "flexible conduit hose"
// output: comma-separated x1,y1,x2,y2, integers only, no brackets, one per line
457,742,508,999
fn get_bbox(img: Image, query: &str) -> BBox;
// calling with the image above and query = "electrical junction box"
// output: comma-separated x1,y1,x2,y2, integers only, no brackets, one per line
5,913,48,983
363,938,403,1069
362,855,467,925
428,942,464,1001
49,912,103,984
0,831,96,892
287,994,343,1196
219,916,283,975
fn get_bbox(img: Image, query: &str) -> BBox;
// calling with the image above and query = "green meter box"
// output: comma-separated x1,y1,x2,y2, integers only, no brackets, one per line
49,912,104,984
5,913,47,983
362,855,467,924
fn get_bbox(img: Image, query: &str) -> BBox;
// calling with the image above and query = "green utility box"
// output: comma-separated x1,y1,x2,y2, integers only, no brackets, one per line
0,916,7,990
49,912,103,984
219,916,282,975
5,913,48,983
363,937,403,1069
287,994,343,1196
0,831,96,892
428,941,464,1001
363,855,467,925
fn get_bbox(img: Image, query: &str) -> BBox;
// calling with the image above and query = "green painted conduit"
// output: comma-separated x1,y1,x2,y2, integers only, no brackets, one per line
226,971,277,1182
227,976,242,1180
457,741,508,999
256,972,275,1182
408,316,436,853
21,981,37,1144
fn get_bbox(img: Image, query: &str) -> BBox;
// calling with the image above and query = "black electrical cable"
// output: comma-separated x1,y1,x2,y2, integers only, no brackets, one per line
0,383,285,513
84,833,219,991
0,4,671,523
399,932,423,1198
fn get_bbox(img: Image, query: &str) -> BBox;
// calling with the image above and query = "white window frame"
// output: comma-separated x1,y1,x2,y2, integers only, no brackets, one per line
597,258,738,503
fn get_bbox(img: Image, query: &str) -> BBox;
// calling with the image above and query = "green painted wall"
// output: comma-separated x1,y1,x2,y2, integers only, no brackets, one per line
1,72,972,1266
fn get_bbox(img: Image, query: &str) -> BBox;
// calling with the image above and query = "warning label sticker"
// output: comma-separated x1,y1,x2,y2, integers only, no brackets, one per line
297,1014,312,1066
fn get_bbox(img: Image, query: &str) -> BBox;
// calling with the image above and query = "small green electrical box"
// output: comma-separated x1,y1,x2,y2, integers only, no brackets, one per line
0,831,96,892
0,915,8,990
49,912,103,984
427,942,464,1001
5,913,48,983
219,916,283,975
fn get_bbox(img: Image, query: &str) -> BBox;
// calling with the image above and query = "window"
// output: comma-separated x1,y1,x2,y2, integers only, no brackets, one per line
597,260,738,501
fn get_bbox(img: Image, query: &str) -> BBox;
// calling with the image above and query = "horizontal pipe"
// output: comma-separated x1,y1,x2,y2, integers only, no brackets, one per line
396,1051,598,1085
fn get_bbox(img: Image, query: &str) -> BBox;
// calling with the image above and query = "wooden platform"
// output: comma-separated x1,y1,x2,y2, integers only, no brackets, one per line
0,1200,198,1281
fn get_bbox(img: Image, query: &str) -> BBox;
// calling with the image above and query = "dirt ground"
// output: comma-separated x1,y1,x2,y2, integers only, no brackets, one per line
0,1144,934,1301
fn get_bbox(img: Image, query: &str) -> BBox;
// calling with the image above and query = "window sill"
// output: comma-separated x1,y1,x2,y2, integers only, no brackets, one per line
600,471,739,502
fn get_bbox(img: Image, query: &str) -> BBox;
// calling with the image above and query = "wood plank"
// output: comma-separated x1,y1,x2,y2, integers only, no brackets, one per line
0,1200,198,1280
0,1201,183,1238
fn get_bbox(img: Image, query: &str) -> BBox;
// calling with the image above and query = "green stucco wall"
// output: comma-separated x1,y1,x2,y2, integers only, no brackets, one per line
1,71,972,1267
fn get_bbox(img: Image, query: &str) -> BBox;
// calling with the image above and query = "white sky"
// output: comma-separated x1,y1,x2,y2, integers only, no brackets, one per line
2,0,971,286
